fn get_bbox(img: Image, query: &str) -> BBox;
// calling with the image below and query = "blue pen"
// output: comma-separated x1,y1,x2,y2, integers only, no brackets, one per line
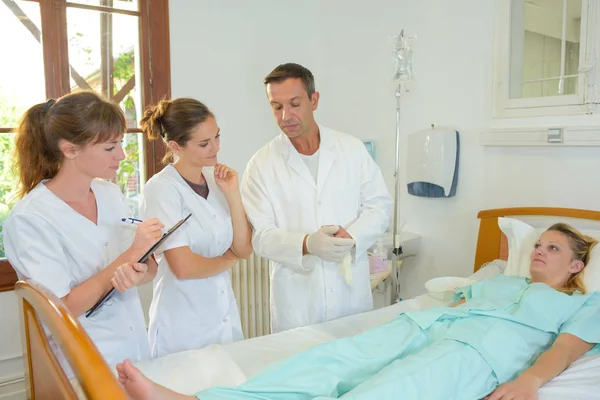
121,217,143,224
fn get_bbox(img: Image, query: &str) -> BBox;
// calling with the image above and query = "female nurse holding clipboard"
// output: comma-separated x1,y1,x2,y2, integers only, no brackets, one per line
140,98,252,358
3,91,163,369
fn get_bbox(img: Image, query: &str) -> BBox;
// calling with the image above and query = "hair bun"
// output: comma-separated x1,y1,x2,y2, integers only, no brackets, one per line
42,99,56,113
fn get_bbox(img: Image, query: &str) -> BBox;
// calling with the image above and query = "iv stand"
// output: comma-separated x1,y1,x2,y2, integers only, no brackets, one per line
390,83,403,303
390,29,413,303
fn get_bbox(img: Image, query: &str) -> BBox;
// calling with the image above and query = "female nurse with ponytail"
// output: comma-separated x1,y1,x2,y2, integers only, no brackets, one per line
139,98,252,358
3,91,163,368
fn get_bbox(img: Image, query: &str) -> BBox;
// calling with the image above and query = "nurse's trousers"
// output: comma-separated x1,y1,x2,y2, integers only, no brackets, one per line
197,315,498,400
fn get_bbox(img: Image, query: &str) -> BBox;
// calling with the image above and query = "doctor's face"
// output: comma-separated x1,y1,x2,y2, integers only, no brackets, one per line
266,78,319,139
67,134,125,180
176,117,221,167
529,230,582,285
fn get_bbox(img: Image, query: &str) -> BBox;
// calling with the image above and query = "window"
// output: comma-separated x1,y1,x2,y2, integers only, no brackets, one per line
493,0,600,118
0,0,170,291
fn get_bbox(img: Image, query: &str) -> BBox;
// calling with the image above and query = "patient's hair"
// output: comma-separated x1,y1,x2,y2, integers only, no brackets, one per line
264,63,316,99
14,91,125,199
140,98,214,164
547,223,598,295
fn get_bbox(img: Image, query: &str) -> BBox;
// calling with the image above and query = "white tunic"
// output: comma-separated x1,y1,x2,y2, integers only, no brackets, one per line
140,165,243,358
3,180,150,367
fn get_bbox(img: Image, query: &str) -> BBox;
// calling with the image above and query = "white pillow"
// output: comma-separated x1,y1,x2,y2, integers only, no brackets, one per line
498,217,600,292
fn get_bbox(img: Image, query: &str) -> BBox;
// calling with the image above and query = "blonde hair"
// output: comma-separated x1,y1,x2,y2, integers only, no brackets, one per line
140,98,214,164
14,91,125,198
546,223,598,295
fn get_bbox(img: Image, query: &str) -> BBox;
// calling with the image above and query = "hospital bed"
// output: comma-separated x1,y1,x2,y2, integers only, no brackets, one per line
14,207,600,399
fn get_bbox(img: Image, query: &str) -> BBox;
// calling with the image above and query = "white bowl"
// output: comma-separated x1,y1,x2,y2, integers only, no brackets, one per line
424,277,476,302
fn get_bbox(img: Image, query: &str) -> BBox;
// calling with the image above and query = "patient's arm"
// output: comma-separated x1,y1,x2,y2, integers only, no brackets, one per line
485,333,594,400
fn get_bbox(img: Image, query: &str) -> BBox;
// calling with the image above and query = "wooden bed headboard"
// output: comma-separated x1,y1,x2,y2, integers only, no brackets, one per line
15,280,128,399
473,207,600,272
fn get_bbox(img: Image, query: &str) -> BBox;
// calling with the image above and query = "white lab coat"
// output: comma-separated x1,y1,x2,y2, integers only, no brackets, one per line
140,165,243,358
241,125,393,333
3,180,150,369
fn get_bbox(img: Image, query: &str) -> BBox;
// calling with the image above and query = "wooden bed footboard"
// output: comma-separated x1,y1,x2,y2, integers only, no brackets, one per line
15,280,127,399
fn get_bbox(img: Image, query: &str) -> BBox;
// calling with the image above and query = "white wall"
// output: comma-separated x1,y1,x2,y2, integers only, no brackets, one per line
168,1,324,173
169,0,600,302
0,292,24,399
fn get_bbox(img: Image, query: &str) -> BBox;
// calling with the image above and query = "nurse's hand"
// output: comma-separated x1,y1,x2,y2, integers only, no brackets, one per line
131,218,164,254
214,163,239,194
112,262,148,292
485,375,540,400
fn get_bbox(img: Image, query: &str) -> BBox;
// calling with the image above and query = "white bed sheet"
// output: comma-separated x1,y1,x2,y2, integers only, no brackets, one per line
134,295,439,394
134,264,600,399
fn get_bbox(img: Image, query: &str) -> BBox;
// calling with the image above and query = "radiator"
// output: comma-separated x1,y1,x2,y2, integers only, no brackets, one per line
230,254,271,338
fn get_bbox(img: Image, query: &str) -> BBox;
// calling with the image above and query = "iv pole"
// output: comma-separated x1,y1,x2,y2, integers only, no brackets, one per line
391,82,403,303
390,29,412,303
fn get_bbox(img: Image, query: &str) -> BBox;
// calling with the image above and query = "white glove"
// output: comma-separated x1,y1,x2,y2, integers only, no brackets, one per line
306,225,355,262
338,253,353,286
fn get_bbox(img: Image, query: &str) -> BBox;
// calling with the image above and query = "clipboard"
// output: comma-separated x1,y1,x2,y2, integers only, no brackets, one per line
85,213,192,318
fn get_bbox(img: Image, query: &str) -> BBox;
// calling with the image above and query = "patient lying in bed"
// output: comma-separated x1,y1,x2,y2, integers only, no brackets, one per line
117,223,600,400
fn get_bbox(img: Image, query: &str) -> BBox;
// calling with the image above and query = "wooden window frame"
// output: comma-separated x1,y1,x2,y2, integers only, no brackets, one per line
0,0,170,292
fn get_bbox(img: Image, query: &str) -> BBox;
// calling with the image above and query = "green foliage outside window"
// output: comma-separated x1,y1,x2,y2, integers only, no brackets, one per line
0,50,140,258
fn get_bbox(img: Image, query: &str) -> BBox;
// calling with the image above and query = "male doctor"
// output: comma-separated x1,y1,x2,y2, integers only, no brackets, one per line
241,63,393,333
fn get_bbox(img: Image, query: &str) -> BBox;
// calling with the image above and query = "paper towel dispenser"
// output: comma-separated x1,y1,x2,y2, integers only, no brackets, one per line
406,128,459,198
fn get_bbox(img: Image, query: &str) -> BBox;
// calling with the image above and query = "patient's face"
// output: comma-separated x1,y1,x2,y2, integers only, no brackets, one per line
529,230,575,283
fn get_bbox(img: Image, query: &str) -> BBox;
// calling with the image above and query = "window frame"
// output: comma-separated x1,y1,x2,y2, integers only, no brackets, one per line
492,0,600,118
0,0,170,292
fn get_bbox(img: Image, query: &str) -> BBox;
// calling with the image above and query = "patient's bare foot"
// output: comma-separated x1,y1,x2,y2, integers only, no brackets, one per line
117,359,194,400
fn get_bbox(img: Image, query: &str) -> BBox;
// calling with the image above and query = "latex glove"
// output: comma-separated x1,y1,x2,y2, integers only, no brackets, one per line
306,225,355,262
334,226,353,239
337,252,353,286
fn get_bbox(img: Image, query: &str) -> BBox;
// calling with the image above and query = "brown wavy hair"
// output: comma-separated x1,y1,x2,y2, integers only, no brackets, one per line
139,98,214,164
14,91,125,198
